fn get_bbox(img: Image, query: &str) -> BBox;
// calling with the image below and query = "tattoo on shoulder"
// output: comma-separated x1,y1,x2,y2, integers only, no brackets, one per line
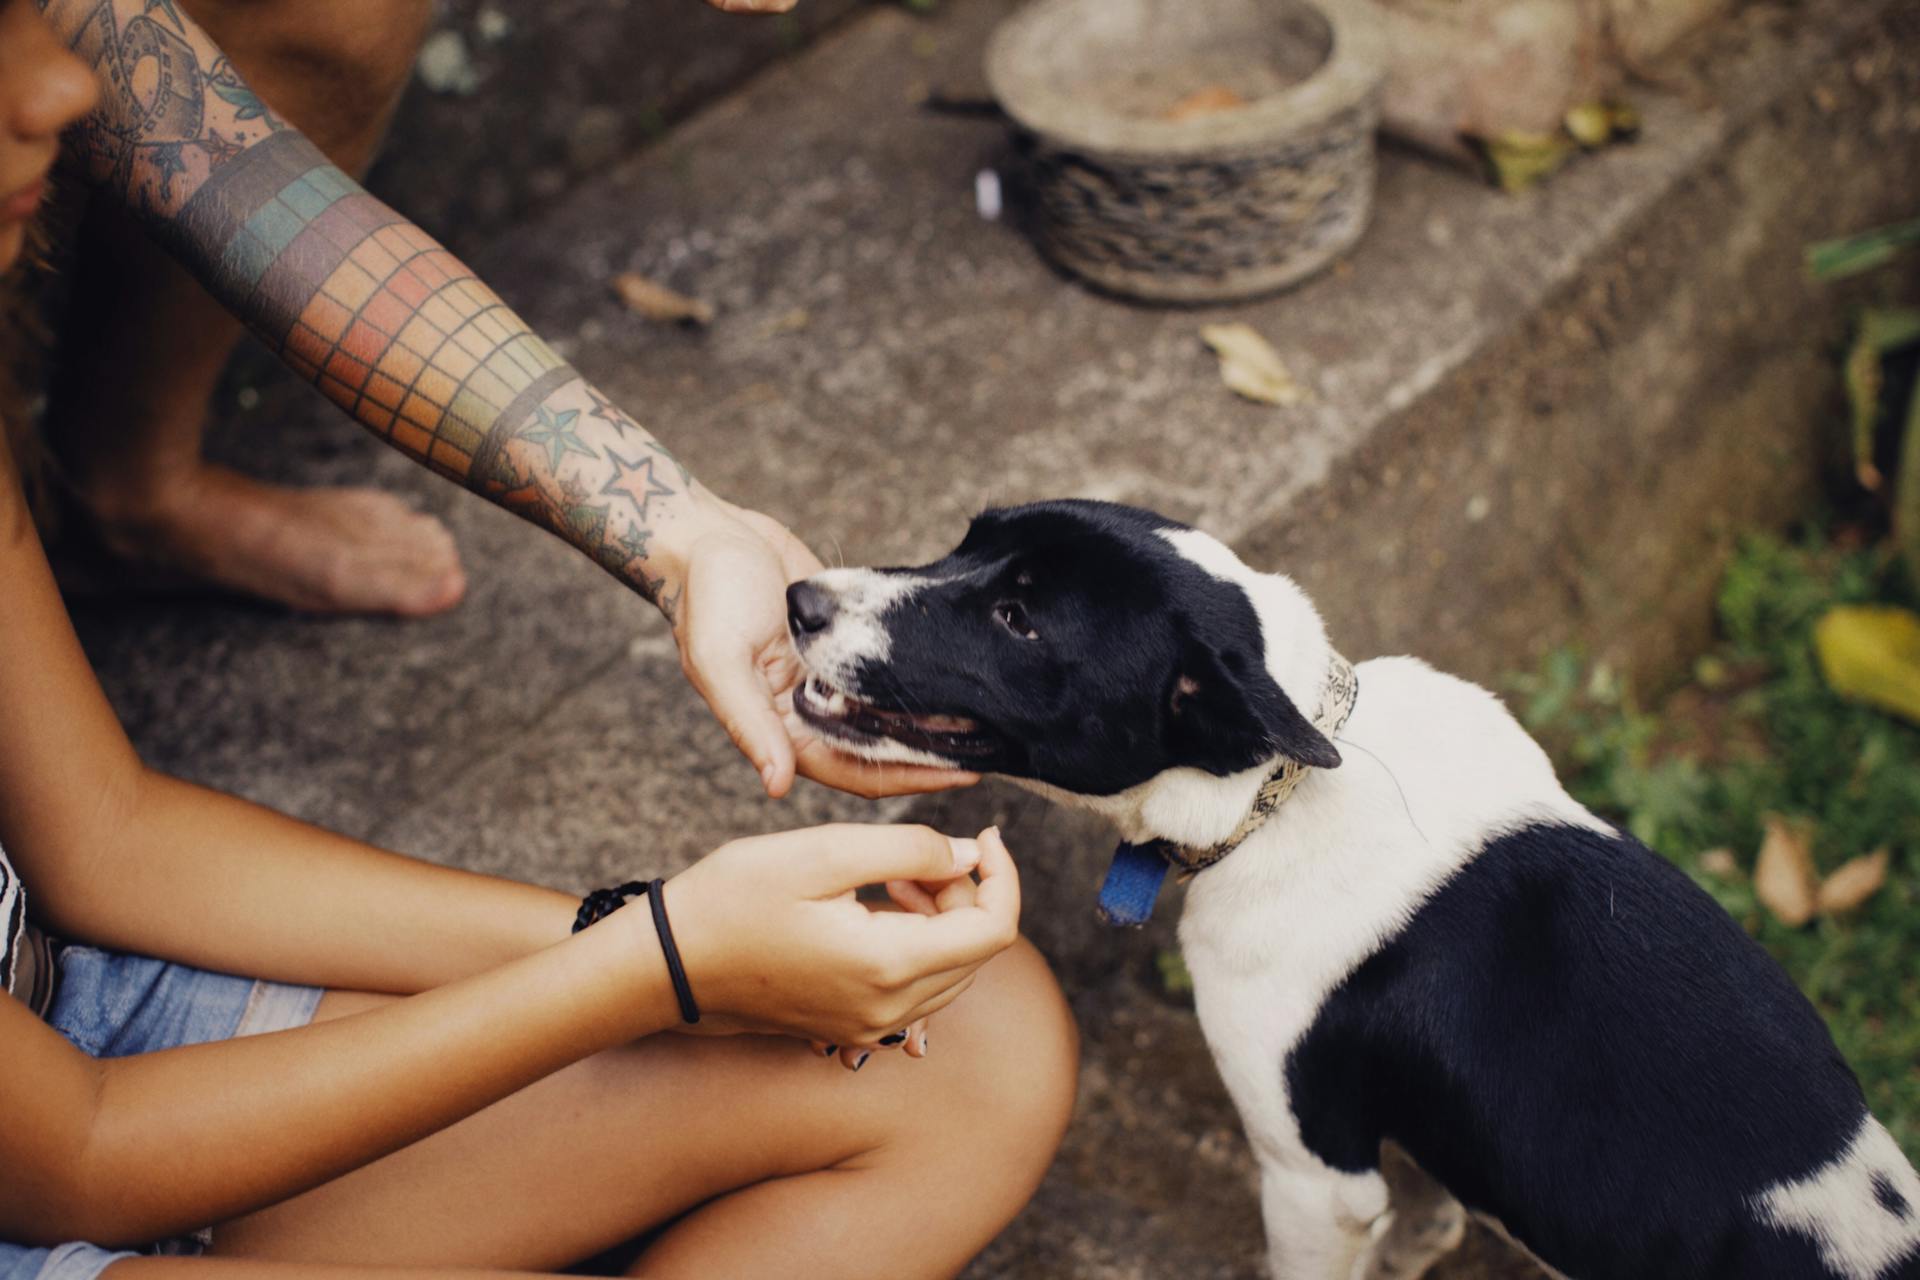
51,0,276,209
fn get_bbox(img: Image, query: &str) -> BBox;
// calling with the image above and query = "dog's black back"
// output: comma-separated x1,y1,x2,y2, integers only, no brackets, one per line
1288,821,1916,1278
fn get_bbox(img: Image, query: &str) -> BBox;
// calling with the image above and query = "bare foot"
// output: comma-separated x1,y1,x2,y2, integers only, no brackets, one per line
75,465,468,617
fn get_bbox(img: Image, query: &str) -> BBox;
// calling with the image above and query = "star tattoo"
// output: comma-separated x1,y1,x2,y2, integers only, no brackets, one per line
197,127,243,171
585,385,635,436
520,405,597,472
615,524,653,563
599,450,676,521
147,141,189,198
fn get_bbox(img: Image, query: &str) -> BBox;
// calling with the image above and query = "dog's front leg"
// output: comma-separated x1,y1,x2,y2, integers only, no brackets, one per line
1259,1164,1384,1280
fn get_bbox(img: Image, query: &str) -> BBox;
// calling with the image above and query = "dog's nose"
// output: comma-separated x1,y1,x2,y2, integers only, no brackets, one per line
787,581,838,636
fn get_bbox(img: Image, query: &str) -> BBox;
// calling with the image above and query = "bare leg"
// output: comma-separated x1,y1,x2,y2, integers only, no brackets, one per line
108,1261,540,1280
210,939,1078,1279
51,0,467,617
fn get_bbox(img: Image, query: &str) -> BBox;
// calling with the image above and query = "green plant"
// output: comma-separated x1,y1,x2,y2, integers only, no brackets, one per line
1807,217,1920,283
1810,216,1920,581
1155,947,1194,998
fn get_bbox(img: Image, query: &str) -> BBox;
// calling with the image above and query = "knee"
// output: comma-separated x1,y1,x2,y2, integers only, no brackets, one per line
929,937,1080,1174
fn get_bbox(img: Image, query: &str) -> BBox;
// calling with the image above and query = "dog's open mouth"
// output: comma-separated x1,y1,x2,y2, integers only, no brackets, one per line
794,673,1001,762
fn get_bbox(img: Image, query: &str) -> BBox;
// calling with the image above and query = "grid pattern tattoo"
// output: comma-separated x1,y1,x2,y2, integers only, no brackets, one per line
174,133,572,483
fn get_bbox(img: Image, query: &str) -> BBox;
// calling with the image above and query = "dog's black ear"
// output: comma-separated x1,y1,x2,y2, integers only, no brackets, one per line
1166,643,1342,775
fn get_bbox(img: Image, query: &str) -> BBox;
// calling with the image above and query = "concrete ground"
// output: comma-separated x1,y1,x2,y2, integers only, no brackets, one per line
67,0,1918,1275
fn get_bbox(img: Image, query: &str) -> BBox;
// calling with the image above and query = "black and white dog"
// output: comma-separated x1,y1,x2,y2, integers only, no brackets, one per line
784,500,1920,1280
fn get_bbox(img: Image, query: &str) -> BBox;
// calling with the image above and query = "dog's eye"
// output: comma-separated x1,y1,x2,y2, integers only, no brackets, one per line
994,601,1039,641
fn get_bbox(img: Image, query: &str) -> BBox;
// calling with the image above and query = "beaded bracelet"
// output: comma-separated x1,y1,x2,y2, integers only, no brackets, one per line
573,877,701,1025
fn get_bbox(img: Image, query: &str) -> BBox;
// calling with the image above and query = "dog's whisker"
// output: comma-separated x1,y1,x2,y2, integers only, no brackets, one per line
1333,735,1431,848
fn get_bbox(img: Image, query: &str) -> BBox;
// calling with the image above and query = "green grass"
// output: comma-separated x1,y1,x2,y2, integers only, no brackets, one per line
1514,531,1920,1162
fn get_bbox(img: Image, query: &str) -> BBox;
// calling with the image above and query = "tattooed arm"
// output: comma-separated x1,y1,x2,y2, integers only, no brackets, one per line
46,0,697,607
39,0,971,798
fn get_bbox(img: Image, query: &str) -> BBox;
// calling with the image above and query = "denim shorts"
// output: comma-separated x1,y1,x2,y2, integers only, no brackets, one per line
1,947,323,1280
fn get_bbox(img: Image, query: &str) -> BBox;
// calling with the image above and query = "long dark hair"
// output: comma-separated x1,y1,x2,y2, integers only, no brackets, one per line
0,217,54,525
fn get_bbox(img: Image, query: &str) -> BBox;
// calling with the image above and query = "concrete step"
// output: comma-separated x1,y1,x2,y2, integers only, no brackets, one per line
72,0,1920,1274
369,0,867,247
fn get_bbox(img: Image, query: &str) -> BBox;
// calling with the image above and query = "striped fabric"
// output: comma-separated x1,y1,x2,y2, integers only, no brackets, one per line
1,838,22,992
1,839,56,1018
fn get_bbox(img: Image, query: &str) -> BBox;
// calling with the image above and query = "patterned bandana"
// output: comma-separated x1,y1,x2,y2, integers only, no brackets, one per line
1096,653,1359,928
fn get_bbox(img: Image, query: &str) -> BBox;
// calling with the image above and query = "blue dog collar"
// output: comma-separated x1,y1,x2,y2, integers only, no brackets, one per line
1096,840,1174,928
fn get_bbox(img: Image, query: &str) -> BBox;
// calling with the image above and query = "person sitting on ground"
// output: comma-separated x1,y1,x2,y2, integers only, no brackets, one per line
0,5,1078,1280
31,0,960,804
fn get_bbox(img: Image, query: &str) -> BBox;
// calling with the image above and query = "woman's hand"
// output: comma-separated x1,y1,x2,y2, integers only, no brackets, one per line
658,824,1020,1049
798,863,986,1070
667,498,979,800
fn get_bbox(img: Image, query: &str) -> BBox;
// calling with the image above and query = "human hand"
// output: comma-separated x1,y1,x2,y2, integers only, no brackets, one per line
799,860,986,1069
667,498,979,800
659,824,1020,1049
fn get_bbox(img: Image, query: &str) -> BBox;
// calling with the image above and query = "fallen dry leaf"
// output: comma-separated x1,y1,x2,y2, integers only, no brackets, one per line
1815,605,1920,727
1818,847,1891,917
759,307,811,339
1476,130,1575,194
612,273,715,326
1165,85,1247,122
1200,323,1305,407
1563,101,1613,148
1698,848,1741,880
1753,814,1819,928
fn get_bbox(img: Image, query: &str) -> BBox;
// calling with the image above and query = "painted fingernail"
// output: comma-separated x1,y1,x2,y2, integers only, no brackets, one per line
853,1052,871,1071
822,1044,839,1057
879,1031,907,1046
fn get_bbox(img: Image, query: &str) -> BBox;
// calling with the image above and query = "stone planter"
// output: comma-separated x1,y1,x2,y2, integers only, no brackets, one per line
985,0,1387,303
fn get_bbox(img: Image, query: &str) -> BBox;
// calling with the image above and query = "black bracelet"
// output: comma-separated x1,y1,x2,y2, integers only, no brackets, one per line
645,878,701,1026
572,878,701,1025
573,881,647,934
